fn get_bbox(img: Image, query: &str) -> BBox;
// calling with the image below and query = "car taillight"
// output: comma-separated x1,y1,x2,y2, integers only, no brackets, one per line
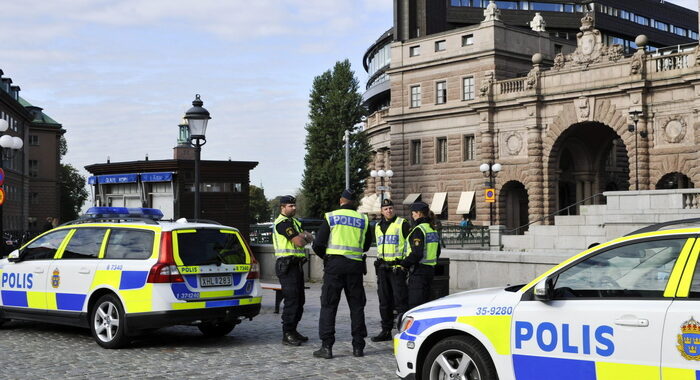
147,232,184,283
247,256,260,280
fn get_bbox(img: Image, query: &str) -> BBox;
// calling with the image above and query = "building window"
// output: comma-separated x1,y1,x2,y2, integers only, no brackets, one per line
30,192,39,204
436,137,448,163
435,40,446,52
635,15,649,26
29,135,39,146
410,85,421,108
436,81,447,104
462,34,474,46
554,44,562,55
409,45,420,57
463,135,475,161
463,77,475,100
410,140,422,165
29,160,38,178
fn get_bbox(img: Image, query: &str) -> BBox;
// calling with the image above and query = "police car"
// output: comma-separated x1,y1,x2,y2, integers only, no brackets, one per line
0,207,261,348
395,219,700,379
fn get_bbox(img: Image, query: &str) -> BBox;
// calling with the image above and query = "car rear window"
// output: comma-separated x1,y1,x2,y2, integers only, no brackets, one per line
104,229,155,260
62,228,108,259
175,229,248,266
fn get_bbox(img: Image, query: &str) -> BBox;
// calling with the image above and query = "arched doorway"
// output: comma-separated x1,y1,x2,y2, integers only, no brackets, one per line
656,172,695,189
501,181,529,234
550,122,629,215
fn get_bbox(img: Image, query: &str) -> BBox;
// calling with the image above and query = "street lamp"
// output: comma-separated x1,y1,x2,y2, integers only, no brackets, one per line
0,119,23,241
184,94,211,220
370,169,394,205
479,162,502,225
628,111,647,191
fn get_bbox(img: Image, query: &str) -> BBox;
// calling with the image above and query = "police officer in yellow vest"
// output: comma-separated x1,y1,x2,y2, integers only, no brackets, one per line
370,198,410,342
273,195,313,347
312,189,372,359
401,201,441,310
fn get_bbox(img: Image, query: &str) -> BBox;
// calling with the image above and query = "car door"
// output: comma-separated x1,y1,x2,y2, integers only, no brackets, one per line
660,237,700,378
48,227,107,314
1,229,71,313
511,236,693,380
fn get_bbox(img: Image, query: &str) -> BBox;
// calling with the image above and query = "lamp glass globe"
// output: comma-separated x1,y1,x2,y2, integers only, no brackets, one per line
0,135,13,148
370,170,378,177
492,163,502,172
12,137,23,150
386,169,394,177
479,163,490,172
0,119,8,133
377,169,386,177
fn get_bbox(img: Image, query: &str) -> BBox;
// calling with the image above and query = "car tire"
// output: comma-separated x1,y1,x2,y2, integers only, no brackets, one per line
90,294,129,349
421,335,498,380
198,320,236,337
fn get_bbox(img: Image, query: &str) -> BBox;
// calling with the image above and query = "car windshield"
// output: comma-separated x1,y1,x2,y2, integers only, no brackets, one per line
175,229,248,266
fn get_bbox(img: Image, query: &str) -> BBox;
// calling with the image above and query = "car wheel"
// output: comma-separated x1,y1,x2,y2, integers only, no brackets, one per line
421,336,498,380
198,320,236,337
91,294,129,349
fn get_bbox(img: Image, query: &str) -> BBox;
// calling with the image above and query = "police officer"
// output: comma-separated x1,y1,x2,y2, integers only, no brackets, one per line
370,198,410,342
312,189,372,359
273,195,314,346
401,201,441,310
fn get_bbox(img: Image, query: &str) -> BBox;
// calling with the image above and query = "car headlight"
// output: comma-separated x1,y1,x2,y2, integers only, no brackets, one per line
399,315,414,333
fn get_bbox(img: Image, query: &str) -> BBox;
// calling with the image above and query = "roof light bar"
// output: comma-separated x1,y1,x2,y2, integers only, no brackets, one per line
84,207,164,221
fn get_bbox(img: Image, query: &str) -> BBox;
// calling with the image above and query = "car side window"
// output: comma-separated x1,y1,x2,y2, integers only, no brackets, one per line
61,228,107,259
689,258,700,298
21,230,71,261
553,238,687,299
104,229,154,260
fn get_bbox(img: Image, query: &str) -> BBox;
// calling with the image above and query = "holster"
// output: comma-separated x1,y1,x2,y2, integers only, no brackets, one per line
362,254,368,275
276,256,292,276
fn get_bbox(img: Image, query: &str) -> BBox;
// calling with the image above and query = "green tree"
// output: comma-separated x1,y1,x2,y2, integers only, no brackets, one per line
249,185,271,223
59,164,88,221
301,59,371,217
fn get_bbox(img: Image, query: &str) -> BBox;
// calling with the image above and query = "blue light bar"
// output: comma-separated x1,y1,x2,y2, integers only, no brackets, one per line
84,207,164,221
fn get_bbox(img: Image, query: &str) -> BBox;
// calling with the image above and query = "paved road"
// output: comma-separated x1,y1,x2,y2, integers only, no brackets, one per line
0,283,398,380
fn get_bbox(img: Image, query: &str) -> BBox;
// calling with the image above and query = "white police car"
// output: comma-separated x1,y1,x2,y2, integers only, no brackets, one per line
0,207,261,348
395,219,700,379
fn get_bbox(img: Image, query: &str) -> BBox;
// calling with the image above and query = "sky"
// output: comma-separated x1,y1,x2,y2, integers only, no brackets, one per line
0,0,696,200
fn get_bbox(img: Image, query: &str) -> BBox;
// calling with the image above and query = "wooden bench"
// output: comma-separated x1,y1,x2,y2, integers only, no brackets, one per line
260,282,310,314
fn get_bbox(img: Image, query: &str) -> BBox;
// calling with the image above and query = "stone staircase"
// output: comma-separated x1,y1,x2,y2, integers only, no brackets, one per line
501,189,700,256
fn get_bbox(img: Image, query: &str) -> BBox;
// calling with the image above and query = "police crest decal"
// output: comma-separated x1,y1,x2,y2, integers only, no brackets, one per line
51,268,60,288
677,317,700,360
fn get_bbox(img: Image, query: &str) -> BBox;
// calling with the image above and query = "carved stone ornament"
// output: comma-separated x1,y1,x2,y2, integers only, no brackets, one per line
569,14,604,69
662,116,687,144
479,72,494,97
529,12,546,32
607,45,623,62
630,49,646,75
482,0,501,22
526,67,539,89
574,96,595,122
553,53,565,71
504,132,523,156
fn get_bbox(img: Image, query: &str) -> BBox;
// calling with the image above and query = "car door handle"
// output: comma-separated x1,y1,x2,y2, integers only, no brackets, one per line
614,318,649,327
78,268,91,274
34,268,44,274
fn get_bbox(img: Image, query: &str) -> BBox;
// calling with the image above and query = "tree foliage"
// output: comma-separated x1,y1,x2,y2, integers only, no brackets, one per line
301,59,371,217
249,185,271,223
59,163,88,222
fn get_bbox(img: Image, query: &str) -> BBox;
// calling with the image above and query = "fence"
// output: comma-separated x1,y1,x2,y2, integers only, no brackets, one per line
438,225,489,248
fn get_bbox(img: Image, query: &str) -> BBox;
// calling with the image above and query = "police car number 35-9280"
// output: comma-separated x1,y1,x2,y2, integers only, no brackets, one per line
394,219,700,380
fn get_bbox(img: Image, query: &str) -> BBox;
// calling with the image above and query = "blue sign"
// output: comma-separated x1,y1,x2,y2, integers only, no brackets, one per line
141,172,173,182
88,176,97,185
97,174,138,184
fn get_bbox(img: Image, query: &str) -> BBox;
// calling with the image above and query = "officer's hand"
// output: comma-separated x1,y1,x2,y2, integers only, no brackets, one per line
303,231,314,244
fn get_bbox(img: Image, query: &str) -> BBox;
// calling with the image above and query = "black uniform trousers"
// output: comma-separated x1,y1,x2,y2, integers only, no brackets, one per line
318,259,367,349
376,265,408,331
276,258,305,334
407,265,434,310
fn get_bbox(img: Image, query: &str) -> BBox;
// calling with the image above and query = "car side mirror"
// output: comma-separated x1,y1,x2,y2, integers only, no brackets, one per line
7,249,20,262
534,277,554,301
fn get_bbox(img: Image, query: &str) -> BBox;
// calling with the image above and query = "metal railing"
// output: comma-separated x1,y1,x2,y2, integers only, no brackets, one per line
438,225,490,248
504,193,606,235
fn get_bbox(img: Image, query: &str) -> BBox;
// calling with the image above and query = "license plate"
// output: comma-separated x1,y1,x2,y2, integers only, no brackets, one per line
200,274,232,287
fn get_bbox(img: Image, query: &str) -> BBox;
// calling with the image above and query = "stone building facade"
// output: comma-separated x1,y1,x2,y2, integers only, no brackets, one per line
364,12,700,232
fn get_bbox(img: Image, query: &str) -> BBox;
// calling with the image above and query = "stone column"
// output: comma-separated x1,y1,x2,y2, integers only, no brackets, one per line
638,116,650,190
526,124,544,223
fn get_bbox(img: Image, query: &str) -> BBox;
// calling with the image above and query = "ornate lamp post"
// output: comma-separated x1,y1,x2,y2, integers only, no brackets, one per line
628,111,647,191
479,162,501,225
184,94,211,220
0,119,23,240
370,169,394,205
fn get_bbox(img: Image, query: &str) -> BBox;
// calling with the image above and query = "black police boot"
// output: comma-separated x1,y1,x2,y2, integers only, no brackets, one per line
352,347,364,357
293,330,309,342
313,345,333,359
370,329,392,342
283,332,302,346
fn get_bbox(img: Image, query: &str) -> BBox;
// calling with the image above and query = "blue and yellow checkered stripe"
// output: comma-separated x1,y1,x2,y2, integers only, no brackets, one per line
171,296,262,310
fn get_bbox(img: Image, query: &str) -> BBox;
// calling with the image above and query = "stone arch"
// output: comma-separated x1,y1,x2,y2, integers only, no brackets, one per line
543,98,633,218
499,180,529,234
650,154,699,189
656,172,695,189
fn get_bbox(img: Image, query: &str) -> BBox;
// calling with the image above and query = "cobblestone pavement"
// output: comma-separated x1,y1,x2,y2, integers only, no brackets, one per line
0,283,398,380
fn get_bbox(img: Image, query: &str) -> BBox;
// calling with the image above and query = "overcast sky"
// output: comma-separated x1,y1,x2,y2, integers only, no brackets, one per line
1,0,696,199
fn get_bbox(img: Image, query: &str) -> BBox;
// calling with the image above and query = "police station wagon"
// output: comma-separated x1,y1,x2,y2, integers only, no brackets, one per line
395,219,700,380
0,207,261,348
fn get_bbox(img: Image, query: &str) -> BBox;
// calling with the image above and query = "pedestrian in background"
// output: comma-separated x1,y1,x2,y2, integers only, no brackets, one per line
273,195,314,347
312,189,371,359
42,217,53,232
370,198,410,342
401,201,441,310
